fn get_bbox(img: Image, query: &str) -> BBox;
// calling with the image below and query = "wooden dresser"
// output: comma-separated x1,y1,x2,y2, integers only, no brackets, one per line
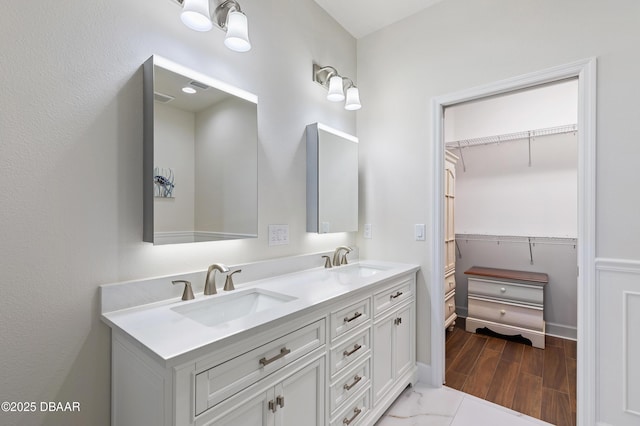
464,266,548,348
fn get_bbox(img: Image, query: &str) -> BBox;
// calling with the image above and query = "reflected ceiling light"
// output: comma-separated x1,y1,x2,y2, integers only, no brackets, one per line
175,0,251,53
313,64,362,111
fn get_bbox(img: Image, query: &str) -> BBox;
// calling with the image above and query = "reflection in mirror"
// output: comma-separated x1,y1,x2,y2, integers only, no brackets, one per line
143,55,258,244
306,123,358,233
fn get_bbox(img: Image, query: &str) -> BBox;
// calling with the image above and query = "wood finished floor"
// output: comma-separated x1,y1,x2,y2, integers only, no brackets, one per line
446,319,576,426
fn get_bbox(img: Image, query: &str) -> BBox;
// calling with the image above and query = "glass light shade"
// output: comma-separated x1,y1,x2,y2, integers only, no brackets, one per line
344,87,361,110
327,76,345,102
181,0,213,31
224,11,251,52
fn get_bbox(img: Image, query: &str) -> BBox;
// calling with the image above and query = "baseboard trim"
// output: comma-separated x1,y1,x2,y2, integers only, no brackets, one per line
546,322,577,340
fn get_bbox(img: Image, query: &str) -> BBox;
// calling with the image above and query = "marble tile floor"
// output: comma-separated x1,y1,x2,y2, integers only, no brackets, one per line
375,382,554,426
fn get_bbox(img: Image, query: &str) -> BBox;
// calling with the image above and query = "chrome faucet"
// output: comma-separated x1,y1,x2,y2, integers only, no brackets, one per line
332,246,352,266
204,263,230,295
224,269,242,291
322,255,332,268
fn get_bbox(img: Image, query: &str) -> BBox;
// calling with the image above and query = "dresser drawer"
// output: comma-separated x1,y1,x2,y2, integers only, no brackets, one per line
468,297,543,331
330,358,371,415
373,278,414,317
330,328,370,377
195,319,325,415
331,388,370,426
330,297,371,341
444,271,456,294
444,291,456,321
468,277,543,305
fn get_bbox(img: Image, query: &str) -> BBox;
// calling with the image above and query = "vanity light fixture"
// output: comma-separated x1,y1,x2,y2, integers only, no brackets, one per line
175,0,251,52
313,64,361,110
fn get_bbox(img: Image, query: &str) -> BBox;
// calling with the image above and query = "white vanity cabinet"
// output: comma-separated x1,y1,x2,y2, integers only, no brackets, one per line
104,261,418,426
371,276,416,414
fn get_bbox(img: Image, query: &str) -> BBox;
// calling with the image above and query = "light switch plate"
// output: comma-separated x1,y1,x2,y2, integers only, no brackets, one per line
268,224,289,246
415,224,426,241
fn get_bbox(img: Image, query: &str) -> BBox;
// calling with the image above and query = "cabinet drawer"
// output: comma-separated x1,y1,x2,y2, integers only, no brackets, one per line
468,297,543,331
444,271,456,294
444,291,456,321
468,277,543,305
331,388,370,426
195,319,325,416
330,297,371,341
330,358,370,415
330,328,370,377
373,278,414,317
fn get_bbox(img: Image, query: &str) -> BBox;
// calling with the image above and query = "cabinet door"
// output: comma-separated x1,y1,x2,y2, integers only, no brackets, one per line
207,387,274,426
394,303,414,379
372,314,394,403
277,357,325,426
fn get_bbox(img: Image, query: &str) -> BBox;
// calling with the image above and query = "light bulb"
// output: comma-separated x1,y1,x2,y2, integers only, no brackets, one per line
181,0,213,32
327,75,345,102
224,11,251,52
345,87,361,110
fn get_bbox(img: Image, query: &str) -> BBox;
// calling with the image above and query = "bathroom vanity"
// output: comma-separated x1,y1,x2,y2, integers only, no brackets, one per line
100,255,418,426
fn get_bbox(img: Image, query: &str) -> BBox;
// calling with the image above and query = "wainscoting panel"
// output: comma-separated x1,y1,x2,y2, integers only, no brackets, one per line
596,258,640,426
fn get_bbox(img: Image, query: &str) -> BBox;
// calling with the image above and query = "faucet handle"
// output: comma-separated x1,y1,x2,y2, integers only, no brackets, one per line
172,280,195,301
322,255,332,269
224,269,242,291
341,250,350,265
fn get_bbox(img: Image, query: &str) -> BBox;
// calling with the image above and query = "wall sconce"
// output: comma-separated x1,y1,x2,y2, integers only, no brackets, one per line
174,0,251,53
313,64,362,111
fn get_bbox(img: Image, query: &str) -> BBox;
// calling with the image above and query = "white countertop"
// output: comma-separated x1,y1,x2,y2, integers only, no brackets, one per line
101,260,418,365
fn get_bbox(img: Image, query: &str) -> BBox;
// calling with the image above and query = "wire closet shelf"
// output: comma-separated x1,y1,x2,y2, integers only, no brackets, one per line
444,123,577,149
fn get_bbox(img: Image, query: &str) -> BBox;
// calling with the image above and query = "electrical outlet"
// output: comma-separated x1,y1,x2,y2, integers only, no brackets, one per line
268,224,289,246
364,223,372,239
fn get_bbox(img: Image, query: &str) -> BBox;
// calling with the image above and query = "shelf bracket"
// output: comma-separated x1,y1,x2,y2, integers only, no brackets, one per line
528,237,534,264
455,240,462,259
528,131,532,167
456,141,466,172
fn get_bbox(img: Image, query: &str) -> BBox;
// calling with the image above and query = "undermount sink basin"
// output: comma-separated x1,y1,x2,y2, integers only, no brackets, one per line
171,289,296,327
331,264,388,278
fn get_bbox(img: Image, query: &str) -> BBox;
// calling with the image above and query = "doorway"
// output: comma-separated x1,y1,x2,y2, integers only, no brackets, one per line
429,59,596,425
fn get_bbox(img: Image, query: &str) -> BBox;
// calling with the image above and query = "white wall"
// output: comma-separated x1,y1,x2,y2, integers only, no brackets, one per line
356,3,640,424
154,103,196,233
0,1,356,425
195,96,257,236
454,132,578,237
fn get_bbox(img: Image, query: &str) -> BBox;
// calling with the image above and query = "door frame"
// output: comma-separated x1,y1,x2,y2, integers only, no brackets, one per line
430,58,596,425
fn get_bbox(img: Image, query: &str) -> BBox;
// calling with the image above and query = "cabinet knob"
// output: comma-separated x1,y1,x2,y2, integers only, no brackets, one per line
500,287,507,293
500,309,506,315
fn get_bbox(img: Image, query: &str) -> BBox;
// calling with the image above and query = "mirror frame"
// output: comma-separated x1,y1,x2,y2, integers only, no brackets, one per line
143,55,258,244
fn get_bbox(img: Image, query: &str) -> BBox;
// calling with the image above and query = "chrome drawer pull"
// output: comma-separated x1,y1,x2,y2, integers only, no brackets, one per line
343,375,362,391
390,291,403,300
343,407,362,425
259,347,291,366
268,400,277,413
344,311,362,323
343,343,362,357
500,287,507,292
276,395,285,408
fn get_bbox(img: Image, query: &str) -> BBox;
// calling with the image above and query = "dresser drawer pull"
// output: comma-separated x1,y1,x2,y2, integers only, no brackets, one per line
500,287,507,292
390,291,403,300
259,347,291,366
500,309,506,315
344,311,362,323
343,407,362,425
343,375,362,391
343,344,362,357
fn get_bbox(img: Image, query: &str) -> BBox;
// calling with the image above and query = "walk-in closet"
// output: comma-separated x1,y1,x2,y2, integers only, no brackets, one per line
443,79,578,426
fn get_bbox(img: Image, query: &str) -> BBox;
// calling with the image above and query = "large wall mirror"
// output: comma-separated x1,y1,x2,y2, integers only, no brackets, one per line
143,56,258,244
306,123,358,233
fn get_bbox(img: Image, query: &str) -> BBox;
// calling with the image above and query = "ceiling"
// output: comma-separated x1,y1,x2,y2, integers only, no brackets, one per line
313,0,445,39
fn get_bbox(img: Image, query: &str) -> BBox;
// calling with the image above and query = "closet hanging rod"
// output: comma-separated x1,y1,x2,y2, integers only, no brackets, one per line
455,233,577,247
445,123,577,149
